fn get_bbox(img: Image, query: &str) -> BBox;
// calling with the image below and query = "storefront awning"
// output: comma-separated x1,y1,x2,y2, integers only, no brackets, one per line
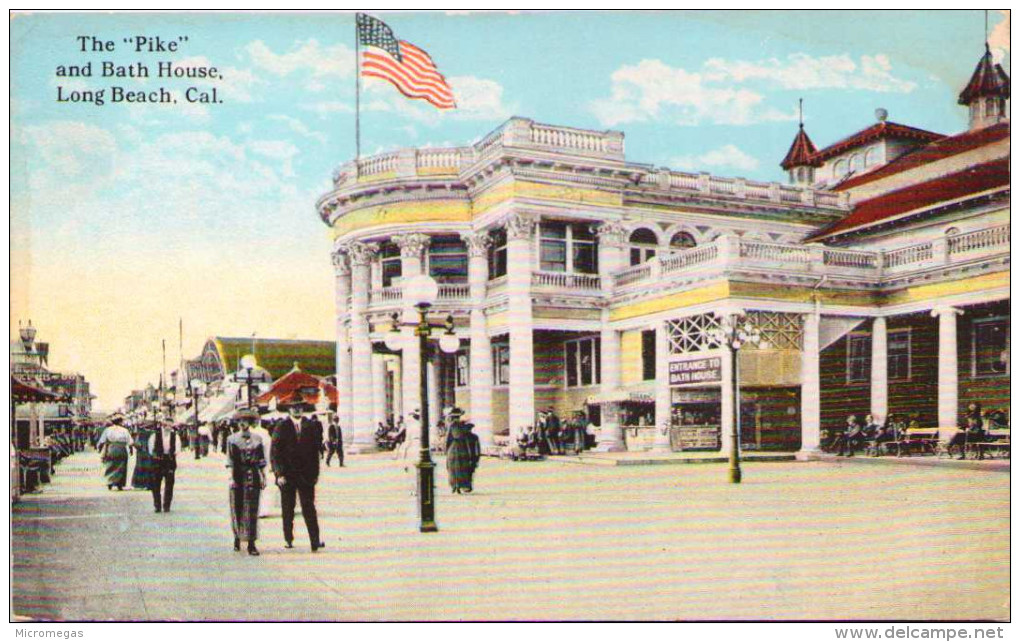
587,390,655,405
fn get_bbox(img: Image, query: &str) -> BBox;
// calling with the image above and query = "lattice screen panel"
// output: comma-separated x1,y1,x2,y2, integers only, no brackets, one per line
746,311,803,350
666,314,722,354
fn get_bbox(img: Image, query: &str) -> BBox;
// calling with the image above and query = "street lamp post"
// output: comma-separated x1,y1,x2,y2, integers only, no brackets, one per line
709,311,766,484
189,379,205,430
386,273,461,533
234,355,270,411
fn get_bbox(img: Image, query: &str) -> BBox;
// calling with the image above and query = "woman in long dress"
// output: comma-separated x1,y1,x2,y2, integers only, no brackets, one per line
96,416,133,490
227,411,266,556
251,418,277,518
131,423,158,491
445,409,481,494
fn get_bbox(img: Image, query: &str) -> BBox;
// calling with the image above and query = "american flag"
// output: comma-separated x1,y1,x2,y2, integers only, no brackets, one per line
357,13,456,110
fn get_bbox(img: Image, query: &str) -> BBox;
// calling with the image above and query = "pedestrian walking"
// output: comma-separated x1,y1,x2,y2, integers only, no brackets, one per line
96,414,133,490
251,417,277,518
272,404,326,552
445,408,481,494
325,414,344,467
148,421,179,513
227,409,266,556
131,423,157,491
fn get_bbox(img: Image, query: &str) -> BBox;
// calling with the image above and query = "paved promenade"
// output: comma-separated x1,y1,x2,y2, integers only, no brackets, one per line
11,449,1009,621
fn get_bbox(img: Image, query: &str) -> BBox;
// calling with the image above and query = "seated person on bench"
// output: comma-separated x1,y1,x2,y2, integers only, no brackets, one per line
836,414,865,456
947,403,985,460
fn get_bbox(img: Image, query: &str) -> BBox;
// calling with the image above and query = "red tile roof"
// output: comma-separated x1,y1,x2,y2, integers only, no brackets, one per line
780,125,821,170
959,45,1011,105
808,158,1009,241
809,121,944,164
255,366,338,409
835,122,1010,191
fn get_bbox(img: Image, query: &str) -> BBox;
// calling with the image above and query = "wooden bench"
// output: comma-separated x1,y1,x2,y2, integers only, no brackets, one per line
894,429,939,457
966,429,1011,460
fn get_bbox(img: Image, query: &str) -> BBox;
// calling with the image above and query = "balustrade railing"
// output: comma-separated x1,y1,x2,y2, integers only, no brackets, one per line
416,148,466,171
614,262,652,286
357,152,399,177
738,240,812,264
823,248,879,269
660,243,719,275
532,271,602,290
948,225,1010,255
530,124,609,154
438,283,471,300
370,286,402,304
883,242,933,269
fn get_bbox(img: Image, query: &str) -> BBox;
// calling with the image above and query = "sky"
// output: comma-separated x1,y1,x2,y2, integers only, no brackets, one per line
9,10,1010,410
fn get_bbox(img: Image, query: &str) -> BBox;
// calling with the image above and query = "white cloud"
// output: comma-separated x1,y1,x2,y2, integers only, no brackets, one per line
21,121,117,184
591,59,768,127
670,144,760,173
249,139,299,177
245,39,354,78
989,10,1010,63
592,52,917,127
268,114,327,145
302,101,355,119
704,53,917,93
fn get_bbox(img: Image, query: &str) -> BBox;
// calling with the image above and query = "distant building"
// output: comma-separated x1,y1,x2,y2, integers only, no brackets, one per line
190,337,337,383
11,322,94,448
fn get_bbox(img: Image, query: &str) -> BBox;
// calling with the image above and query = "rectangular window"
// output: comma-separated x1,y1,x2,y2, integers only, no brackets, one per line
539,221,599,274
571,223,598,274
564,336,601,388
380,242,402,287
540,221,568,272
641,330,656,381
456,351,469,387
488,228,507,279
493,344,510,386
846,334,871,384
428,236,468,283
973,318,1009,377
888,329,911,381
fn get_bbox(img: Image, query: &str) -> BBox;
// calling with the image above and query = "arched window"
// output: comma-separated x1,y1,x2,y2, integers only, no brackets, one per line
669,231,697,251
833,159,847,178
945,227,959,236
864,147,879,167
629,228,659,266
850,153,864,173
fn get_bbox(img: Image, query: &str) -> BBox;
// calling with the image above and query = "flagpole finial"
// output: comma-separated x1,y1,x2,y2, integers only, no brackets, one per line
798,98,804,128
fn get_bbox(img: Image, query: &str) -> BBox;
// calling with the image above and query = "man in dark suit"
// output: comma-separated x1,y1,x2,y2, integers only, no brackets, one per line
325,414,344,467
272,403,326,551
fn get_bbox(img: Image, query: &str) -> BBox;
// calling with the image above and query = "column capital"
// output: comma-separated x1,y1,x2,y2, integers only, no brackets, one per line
931,305,964,318
461,230,492,257
503,212,536,241
392,232,431,258
345,241,378,267
593,220,629,248
330,249,350,276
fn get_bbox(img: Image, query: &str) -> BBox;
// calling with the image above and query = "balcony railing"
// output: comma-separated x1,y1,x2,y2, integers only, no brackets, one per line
438,283,471,300
611,224,1010,290
532,271,602,291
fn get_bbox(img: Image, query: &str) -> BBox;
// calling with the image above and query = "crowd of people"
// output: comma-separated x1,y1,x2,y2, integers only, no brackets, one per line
827,403,1009,459
514,409,595,459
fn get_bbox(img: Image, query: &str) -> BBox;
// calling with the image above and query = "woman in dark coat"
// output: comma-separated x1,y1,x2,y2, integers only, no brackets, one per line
227,411,267,555
131,423,158,490
445,409,481,494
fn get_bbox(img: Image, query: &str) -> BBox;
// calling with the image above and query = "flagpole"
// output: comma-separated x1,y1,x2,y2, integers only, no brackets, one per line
355,14,361,167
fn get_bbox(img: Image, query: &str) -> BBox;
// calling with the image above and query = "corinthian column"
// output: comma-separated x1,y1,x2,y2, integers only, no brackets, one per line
331,249,353,432
463,231,494,451
346,240,378,453
505,213,537,443
394,233,430,424
595,220,628,294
